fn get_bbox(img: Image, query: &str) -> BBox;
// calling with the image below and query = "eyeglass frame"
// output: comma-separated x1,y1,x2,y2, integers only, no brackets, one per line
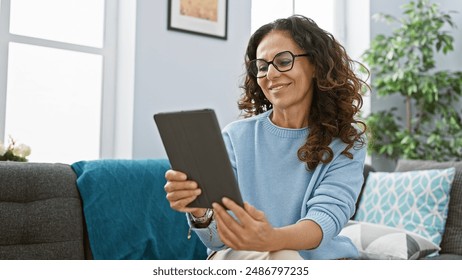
248,50,310,78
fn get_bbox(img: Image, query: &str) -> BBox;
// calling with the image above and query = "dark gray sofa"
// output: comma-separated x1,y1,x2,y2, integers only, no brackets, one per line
0,162,92,259
0,160,207,260
1,159,460,259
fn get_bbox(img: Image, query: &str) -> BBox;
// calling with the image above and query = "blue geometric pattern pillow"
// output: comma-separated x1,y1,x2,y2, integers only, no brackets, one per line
355,168,456,246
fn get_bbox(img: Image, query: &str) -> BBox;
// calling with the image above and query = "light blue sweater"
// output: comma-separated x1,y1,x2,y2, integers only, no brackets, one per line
191,110,366,259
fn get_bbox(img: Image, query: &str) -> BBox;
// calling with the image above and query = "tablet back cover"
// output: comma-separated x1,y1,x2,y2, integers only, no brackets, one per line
154,109,243,208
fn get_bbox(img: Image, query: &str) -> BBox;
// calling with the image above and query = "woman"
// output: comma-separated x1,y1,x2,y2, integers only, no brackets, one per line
164,15,368,260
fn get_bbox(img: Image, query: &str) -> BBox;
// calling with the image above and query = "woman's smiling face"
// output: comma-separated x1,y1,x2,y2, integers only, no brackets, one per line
256,30,316,120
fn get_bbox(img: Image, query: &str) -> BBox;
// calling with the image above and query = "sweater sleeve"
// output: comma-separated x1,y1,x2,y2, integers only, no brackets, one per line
300,141,367,247
187,218,227,251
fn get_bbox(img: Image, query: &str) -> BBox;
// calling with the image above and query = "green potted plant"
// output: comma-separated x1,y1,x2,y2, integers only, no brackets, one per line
362,0,462,162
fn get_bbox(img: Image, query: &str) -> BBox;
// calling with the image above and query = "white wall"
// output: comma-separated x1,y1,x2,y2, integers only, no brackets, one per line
132,0,252,159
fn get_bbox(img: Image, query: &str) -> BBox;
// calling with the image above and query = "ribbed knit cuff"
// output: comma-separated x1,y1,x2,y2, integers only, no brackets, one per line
186,215,227,251
300,210,337,247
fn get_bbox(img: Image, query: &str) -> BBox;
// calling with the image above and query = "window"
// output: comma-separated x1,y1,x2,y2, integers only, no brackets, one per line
294,0,345,44
251,0,294,33
0,0,117,163
251,0,345,42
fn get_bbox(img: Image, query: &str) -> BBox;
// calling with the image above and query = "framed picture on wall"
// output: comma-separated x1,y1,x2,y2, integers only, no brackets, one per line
168,0,228,40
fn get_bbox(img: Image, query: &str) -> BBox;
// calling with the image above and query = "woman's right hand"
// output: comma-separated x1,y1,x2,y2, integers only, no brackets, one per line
164,169,207,217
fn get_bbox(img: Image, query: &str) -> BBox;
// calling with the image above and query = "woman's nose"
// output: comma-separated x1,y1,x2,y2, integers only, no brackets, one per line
265,63,281,80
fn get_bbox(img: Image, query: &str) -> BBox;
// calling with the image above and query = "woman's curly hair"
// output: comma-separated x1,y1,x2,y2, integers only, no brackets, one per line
239,15,368,170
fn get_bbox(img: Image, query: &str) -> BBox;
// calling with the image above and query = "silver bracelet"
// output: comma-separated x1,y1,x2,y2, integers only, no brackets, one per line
190,208,213,224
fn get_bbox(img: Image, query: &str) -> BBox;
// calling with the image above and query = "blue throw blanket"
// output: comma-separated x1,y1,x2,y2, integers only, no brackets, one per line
71,159,207,260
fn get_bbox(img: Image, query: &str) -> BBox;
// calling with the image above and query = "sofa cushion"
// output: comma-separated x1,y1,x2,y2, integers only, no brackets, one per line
72,159,208,260
340,220,439,260
395,160,462,255
0,162,85,259
354,167,455,246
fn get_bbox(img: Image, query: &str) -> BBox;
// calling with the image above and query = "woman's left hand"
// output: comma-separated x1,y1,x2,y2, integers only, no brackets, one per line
212,198,280,252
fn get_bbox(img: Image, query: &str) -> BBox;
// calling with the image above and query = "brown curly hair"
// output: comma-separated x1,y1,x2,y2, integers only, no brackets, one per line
239,15,368,170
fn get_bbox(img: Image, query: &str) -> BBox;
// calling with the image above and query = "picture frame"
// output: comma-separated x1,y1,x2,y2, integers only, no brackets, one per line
168,0,228,40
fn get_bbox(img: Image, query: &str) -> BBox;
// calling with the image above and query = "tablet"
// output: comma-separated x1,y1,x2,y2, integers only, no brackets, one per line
154,109,243,208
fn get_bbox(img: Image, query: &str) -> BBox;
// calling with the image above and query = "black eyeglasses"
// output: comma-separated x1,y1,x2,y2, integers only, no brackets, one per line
248,51,309,78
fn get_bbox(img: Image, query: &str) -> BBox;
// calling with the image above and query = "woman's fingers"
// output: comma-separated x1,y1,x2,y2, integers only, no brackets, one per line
165,169,187,181
166,188,201,208
212,202,242,248
164,169,202,212
221,198,262,224
244,202,266,221
213,198,274,251
164,179,199,193
213,199,257,248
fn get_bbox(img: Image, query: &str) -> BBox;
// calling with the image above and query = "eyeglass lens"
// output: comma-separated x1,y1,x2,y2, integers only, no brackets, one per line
250,51,295,78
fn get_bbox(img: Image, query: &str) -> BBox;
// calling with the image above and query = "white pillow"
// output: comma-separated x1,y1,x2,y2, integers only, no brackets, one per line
340,220,440,260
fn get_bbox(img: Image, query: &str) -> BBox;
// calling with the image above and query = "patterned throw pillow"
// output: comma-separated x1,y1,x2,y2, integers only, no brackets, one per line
354,168,456,246
394,160,462,255
340,220,440,260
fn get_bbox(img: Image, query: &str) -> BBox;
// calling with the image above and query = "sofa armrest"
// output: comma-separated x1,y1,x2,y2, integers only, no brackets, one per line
0,162,86,259
424,253,462,260
352,164,375,219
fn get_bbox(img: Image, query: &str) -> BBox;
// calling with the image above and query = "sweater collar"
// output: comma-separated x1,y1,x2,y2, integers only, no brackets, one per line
260,110,309,139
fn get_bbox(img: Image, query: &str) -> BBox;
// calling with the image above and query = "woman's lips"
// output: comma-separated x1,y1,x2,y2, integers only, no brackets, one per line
269,83,290,91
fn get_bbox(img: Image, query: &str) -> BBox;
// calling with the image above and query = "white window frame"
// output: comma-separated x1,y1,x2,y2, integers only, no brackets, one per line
0,0,121,159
